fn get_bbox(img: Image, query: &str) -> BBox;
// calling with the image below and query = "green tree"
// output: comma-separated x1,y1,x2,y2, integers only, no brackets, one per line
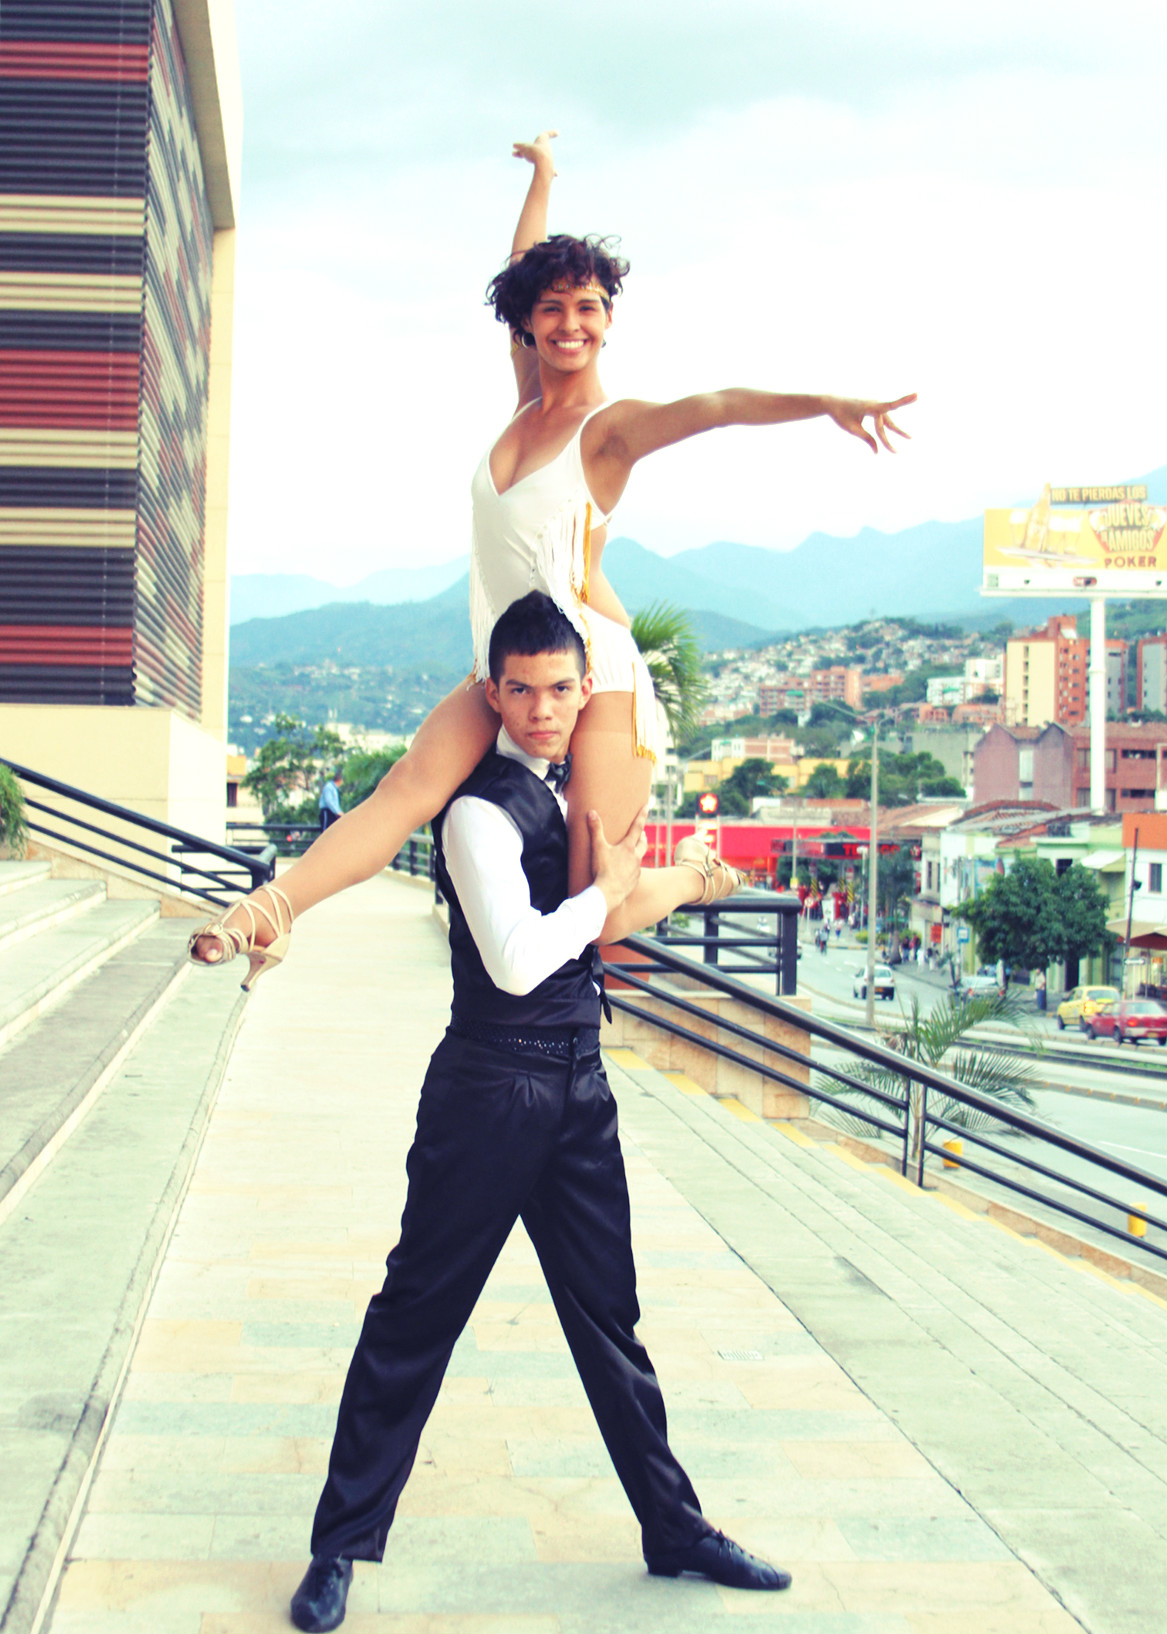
877,844,918,952
847,749,963,805
718,757,787,816
1051,862,1114,967
630,602,706,742
340,746,406,810
244,713,345,822
954,856,1063,970
803,763,845,798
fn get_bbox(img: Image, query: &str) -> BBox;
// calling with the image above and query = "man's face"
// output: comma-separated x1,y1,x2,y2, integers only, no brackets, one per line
485,649,592,764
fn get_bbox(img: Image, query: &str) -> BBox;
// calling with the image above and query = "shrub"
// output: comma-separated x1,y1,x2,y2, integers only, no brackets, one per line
0,764,29,857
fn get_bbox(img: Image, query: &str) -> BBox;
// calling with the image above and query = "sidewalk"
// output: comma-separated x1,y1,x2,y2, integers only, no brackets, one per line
44,875,1153,1633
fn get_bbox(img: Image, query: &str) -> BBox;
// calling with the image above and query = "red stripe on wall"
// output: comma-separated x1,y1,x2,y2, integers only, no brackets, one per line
0,41,150,82
0,352,142,430
0,627,134,664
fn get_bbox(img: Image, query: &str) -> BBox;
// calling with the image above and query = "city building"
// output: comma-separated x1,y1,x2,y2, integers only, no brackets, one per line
1106,639,1128,717
709,735,799,762
935,802,1059,972
1136,633,1167,715
1110,811,1167,997
1003,615,1087,727
908,723,986,794
974,720,1167,813
809,666,863,709
0,0,241,835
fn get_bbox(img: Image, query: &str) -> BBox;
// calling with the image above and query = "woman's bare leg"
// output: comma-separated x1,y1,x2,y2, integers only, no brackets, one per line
194,679,498,958
566,691,703,943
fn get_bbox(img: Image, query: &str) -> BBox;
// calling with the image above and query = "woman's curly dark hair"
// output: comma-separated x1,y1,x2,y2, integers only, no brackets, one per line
486,234,629,347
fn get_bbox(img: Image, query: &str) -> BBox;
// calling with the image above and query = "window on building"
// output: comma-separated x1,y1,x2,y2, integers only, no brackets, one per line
1105,750,1117,771
1150,863,1163,894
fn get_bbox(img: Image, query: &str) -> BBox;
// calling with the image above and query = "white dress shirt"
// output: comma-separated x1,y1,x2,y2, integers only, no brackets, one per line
441,728,607,996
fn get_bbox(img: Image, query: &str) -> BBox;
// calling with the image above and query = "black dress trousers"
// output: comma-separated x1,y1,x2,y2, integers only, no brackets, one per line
309,1029,707,1562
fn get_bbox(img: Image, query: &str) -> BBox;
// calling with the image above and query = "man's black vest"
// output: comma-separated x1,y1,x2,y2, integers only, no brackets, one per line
432,750,604,1030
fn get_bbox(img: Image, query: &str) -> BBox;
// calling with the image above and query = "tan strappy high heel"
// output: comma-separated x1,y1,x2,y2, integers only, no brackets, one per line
188,883,295,991
673,835,745,907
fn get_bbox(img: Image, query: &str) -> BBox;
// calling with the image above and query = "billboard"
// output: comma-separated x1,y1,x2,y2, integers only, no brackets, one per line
983,484,1167,596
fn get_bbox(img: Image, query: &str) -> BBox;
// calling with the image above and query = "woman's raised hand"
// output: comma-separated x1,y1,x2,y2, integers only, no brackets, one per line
824,394,917,453
512,130,558,175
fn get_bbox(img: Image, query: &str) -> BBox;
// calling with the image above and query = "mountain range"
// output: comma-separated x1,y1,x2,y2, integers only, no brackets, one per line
229,465,1166,667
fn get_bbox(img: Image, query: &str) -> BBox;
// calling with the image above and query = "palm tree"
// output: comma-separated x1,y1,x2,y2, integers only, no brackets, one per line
818,991,1039,1162
630,601,706,742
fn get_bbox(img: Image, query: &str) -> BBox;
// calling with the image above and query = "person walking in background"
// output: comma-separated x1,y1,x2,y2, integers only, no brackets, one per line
318,771,344,831
1034,968,1047,1011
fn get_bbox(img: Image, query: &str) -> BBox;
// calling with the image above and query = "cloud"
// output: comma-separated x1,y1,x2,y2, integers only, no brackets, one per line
226,1,1167,579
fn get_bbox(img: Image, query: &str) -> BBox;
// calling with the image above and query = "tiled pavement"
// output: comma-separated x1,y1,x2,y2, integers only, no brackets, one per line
44,874,1131,1632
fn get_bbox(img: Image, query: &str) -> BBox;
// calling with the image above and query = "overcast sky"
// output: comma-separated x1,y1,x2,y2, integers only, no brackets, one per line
227,0,1166,585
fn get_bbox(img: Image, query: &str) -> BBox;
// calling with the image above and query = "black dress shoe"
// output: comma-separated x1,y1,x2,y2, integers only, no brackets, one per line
646,1528,792,1590
290,1556,353,1632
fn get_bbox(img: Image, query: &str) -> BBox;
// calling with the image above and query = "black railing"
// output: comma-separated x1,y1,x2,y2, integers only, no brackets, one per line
654,891,802,994
227,819,321,858
606,932,1167,1265
2,757,273,909
226,820,439,884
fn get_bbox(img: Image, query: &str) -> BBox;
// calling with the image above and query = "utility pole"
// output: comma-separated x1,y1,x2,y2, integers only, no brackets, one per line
1124,823,1141,997
865,722,880,1030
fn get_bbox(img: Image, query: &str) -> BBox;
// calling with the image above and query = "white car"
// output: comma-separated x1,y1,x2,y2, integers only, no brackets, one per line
853,964,896,1001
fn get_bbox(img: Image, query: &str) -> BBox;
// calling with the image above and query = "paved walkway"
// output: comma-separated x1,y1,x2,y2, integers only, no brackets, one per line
46,875,1150,1633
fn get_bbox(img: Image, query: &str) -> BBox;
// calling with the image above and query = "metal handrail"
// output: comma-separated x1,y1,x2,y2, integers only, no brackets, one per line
2,756,273,908
604,932,1167,1263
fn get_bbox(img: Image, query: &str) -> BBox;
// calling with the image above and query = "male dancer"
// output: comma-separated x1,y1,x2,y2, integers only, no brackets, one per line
291,593,791,1631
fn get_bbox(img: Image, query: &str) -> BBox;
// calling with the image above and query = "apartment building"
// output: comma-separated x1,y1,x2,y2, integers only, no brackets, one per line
1004,616,1088,727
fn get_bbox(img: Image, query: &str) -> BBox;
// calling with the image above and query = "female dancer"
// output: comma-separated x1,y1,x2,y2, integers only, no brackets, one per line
193,132,914,980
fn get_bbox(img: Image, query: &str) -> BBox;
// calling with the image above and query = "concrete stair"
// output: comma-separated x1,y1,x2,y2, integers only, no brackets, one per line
0,861,251,1634
606,1047,1167,1634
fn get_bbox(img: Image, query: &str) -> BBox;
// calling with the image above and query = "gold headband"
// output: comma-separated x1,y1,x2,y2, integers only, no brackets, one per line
546,279,610,303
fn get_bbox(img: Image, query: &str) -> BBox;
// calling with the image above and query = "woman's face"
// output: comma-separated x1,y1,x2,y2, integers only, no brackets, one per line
524,284,611,371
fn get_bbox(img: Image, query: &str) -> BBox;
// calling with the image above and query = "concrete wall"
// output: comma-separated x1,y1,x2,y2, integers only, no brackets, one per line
602,985,812,1120
0,704,226,842
972,725,1020,804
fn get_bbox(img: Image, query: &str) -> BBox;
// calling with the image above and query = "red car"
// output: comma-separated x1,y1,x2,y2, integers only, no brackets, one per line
1084,999,1167,1045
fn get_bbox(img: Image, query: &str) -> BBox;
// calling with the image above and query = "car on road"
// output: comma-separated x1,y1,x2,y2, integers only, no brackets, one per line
957,967,1006,999
1083,998,1167,1045
853,964,896,1001
1055,985,1120,1030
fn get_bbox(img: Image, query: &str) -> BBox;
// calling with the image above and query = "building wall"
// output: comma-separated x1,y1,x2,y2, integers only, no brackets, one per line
972,724,1022,803
0,700,225,840
1032,723,1073,808
1138,635,1167,714
0,0,238,830
1005,616,1088,727
1105,639,1127,717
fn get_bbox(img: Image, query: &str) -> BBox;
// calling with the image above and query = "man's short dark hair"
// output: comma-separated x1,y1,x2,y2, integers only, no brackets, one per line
488,592,587,683
486,234,629,347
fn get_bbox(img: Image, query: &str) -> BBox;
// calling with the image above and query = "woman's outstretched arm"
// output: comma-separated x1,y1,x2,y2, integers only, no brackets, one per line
507,130,557,408
583,391,917,509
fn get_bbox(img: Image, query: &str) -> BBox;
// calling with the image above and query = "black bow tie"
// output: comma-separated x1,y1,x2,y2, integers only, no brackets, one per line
545,754,572,794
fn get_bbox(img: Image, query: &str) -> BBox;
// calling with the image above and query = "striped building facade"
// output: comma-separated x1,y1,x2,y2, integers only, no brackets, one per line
0,0,238,836
0,0,216,716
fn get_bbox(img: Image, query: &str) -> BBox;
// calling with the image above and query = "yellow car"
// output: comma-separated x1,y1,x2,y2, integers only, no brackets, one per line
1055,985,1120,1030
